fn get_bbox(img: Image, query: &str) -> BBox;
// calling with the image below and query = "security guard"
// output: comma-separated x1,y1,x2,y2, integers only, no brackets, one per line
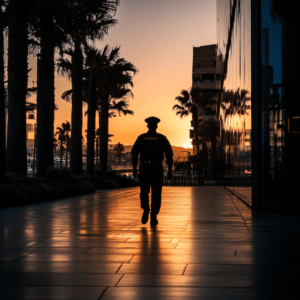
131,117,173,226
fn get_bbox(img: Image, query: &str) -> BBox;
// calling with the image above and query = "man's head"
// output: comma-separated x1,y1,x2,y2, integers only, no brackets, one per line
145,117,160,132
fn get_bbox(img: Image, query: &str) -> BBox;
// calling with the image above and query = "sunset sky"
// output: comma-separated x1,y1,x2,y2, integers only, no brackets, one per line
26,0,217,147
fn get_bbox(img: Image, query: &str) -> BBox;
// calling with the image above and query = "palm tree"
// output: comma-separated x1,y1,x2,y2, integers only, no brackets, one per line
56,121,70,168
63,121,71,168
58,45,136,173
55,1,119,175
198,119,219,179
53,135,58,158
114,142,124,165
56,128,65,168
173,87,214,183
57,45,112,175
221,88,250,119
27,0,58,177
84,46,108,175
97,49,137,172
6,0,28,175
220,88,250,175
85,45,123,174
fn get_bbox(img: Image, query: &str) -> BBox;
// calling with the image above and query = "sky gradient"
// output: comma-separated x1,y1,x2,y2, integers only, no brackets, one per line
27,0,217,147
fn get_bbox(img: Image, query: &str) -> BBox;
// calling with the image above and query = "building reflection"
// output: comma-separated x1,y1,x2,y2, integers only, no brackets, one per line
215,0,299,209
216,0,252,204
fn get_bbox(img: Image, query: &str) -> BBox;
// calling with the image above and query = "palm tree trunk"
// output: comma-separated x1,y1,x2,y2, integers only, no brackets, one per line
86,69,96,175
193,114,201,185
211,128,217,180
0,2,6,176
99,95,109,172
60,145,63,168
70,39,83,174
65,149,68,168
7,0,28,175
96,138,99,169
36,2,54,177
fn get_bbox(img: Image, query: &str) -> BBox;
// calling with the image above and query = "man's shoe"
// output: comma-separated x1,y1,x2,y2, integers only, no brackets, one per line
141,208,150,224
150,215,158,226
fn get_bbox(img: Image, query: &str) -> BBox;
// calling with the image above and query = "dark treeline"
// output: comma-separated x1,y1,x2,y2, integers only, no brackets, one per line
1,0,137,177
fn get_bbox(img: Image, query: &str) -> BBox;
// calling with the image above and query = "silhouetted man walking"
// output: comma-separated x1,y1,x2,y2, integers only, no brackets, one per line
131,117,173,226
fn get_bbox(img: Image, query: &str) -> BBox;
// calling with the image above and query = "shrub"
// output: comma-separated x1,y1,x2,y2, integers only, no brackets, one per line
0,169,138,209
112,175,139,187
0,174,95,209
84,175,120,190
45,167,72,183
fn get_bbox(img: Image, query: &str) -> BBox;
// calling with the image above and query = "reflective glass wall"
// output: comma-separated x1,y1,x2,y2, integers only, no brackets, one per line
216,0,252,205
260,0,300,207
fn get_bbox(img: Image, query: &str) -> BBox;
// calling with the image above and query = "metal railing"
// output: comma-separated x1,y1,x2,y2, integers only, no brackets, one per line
164,174,203,186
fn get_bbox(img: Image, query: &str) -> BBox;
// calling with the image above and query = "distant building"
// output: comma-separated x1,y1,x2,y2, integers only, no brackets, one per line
190,44,221,155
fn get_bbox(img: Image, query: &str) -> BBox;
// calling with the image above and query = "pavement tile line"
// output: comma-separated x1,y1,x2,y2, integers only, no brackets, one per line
81,247,93,254
224,186,252,209
115,274,124,287
98,286,108,300
221,187,251,232
13,255,28,262
182,264,188,275
116,263,123,274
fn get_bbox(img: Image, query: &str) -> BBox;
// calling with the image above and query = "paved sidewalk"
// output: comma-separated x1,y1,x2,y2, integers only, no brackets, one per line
0,187,299,299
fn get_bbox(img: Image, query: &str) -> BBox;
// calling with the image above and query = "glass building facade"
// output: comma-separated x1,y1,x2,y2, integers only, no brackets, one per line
216,0,252,205
216,0,300,209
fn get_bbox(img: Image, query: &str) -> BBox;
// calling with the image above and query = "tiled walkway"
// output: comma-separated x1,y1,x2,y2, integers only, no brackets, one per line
0,187,299,299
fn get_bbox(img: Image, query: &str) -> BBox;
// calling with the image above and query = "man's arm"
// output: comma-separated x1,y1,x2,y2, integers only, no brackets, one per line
131,138,140,178
164,137,173,179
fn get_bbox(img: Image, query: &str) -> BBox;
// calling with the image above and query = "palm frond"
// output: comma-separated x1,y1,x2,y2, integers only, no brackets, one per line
56,57,72,79
176,110,189,119
61,89,73,102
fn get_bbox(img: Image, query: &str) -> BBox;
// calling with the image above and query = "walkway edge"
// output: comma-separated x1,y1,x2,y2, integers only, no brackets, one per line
223,186,252,209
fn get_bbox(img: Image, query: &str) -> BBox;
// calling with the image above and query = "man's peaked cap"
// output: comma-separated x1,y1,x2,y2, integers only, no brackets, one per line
145,116,160,124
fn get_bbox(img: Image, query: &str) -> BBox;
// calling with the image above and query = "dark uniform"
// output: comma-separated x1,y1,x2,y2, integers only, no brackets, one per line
131,117,173,224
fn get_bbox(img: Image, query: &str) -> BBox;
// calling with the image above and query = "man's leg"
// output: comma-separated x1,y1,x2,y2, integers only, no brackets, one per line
150,165,164,225
140,184,150,210
139,166,150,210
140,184,150,224
139,166,150,224
151,183,162,216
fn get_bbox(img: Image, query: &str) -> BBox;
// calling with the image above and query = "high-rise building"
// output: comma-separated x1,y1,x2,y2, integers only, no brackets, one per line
216,0,300,210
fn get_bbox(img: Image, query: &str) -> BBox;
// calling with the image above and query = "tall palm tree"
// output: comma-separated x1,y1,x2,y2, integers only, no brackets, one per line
84,46,108,175
7,0,29,175
58,45,135,173
53,134,58,158
56,127,66,168
28,0,57,177
173,87,213,182
97,50,137,172
95,128,100,169
56,0,119,175
87,45,122,174
114,142,124,165
63,121,71,168
57,45,107,175
0,0,7,176
220,88,250,175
